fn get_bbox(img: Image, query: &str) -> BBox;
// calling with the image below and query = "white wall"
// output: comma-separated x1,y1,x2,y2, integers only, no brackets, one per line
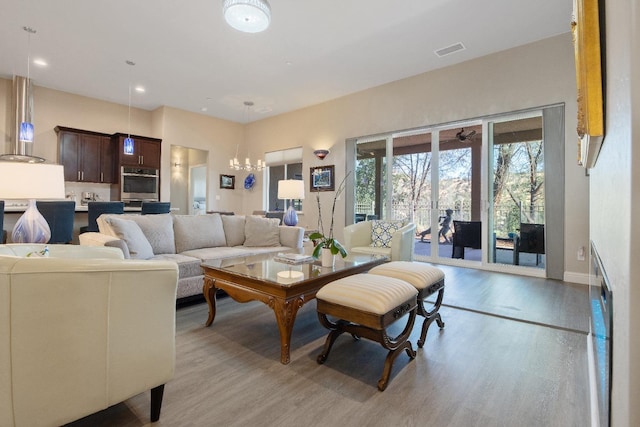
589,1,640,425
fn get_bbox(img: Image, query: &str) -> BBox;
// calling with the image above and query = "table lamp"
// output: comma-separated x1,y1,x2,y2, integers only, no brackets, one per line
277,179,305,226
0,162,65,243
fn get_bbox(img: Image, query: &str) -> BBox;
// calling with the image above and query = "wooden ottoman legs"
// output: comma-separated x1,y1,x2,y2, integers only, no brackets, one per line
417,279,445,348
316,305,417,391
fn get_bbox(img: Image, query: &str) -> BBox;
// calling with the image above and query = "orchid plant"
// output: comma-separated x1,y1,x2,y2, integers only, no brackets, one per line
309,171,351,259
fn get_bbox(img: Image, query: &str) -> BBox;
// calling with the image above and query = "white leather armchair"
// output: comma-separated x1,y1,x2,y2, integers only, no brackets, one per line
0,244,179,427
343,221,416,261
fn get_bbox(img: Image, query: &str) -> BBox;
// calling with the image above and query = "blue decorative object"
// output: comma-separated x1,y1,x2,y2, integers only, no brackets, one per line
244,173,256,189
19,122,34,143
123,137,135,155
283,205,298,226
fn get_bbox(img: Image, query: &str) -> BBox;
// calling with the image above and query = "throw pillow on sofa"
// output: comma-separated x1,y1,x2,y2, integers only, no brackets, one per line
173,214,227,253
370,220,404,248
104,217,154,259
221,215,246,246
243,216,280,247
126,213,176,254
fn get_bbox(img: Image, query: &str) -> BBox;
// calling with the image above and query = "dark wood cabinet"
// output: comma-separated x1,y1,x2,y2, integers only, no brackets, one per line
114,133,162,169
56,126,115,183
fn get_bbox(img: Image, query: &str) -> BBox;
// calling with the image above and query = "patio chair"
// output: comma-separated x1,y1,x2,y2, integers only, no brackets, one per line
451,220,481,259
514,223,545,265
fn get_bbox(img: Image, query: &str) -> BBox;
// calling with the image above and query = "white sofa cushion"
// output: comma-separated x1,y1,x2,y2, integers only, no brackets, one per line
244,216,280,247
104,217,155,259
173,214,227,253
221,215,246,246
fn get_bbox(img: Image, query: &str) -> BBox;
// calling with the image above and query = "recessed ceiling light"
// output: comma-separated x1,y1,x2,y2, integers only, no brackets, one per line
285,61,293,66
201,107,208,112
33,58,47,67
134,86,145,93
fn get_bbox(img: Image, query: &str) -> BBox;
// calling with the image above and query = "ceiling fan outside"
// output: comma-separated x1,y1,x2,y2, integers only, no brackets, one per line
456,128,477,142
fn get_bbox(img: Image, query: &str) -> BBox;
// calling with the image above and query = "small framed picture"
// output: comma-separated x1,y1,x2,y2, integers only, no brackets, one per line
310,165,335,192
220,174,235,189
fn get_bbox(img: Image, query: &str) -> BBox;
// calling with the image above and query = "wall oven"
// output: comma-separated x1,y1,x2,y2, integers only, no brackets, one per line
121,166,159,205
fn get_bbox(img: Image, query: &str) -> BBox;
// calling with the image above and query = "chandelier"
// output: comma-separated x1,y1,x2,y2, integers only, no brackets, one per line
229,101,264,171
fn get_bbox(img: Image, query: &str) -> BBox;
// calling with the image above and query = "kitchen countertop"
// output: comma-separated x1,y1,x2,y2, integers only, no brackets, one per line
3,202,143,213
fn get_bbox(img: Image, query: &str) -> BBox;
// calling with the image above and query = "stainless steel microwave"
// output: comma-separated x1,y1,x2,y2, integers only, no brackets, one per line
121,166,159,201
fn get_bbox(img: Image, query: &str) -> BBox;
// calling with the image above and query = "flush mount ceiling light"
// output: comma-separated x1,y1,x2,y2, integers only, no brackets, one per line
223,0,271,33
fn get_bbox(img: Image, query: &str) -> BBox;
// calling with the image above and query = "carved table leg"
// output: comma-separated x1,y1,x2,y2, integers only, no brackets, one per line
271,296,304,365
203,277,218,327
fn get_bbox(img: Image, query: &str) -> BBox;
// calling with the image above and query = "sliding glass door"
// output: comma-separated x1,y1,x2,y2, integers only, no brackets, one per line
349,105,563,278
487,113,546,270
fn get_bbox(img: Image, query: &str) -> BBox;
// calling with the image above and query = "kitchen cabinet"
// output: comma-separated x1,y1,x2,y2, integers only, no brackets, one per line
113,133,162,170
56,126,115,183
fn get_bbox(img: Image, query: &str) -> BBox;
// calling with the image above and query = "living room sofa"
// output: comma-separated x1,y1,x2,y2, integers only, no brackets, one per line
0,244,178,427
79,213,304,300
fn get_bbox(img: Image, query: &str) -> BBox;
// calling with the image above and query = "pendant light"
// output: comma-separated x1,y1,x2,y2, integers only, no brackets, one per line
19,26,36,146
123,60,135,156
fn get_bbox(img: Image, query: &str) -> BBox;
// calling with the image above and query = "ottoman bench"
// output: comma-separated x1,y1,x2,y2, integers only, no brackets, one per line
315,273,418,391
369,261,445,348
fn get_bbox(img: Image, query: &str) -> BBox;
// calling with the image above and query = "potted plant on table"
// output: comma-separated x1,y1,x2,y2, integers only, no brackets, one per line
309,172,350,267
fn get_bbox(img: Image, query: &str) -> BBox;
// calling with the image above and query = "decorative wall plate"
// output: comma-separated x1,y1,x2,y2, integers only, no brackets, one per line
244,173,256,189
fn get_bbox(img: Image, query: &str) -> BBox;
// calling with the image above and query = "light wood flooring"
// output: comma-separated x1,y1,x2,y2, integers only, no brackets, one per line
67,264,591,427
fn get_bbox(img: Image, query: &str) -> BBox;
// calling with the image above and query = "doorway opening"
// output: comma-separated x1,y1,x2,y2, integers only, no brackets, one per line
170,145,208,215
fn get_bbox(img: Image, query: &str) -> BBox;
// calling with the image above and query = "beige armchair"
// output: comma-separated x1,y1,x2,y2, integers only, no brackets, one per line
0,244,179,427
343,221,416,261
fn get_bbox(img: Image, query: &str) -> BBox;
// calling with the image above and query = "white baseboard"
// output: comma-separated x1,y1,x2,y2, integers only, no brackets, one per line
564,271,589,285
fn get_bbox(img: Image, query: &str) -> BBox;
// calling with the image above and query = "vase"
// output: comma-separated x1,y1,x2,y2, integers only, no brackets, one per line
321,248,335,268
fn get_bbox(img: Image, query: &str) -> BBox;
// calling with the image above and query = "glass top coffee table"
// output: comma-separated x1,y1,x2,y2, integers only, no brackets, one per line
201,251,388,364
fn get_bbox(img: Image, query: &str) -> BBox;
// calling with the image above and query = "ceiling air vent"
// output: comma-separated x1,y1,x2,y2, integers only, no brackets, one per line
434,42,466,58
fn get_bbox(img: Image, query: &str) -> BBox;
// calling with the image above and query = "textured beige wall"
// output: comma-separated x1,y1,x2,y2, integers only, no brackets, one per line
589,0,639,425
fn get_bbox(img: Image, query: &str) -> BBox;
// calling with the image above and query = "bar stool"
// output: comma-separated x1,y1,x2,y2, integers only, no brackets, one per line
36,200,76,244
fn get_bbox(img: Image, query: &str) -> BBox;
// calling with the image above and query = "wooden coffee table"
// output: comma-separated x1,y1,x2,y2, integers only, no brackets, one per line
202,252,388,364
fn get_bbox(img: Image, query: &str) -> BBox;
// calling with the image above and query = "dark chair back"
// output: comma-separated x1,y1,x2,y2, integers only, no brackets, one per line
141,201,171,215
36,201,76,244
83,201,125,233
355,213,366,223
451,220,482,259
265,211,284,225
518,223,545,255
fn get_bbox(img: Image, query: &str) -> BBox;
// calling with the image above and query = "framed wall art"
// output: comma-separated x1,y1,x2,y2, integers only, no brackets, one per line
310,165,335,192
220,174,235,189
572,0,605,168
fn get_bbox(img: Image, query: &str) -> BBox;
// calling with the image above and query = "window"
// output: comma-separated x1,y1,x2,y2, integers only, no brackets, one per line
264,147,303,212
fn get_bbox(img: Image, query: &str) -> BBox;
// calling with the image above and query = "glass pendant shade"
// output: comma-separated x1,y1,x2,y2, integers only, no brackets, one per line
19,122,34,143
123,137,135,155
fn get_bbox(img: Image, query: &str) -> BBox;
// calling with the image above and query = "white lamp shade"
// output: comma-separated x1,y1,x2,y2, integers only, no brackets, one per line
277,180,305,200
0,162,65,199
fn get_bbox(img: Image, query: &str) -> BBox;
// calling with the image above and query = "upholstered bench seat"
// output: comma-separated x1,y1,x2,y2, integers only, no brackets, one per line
369,261,445,348
316,274,418,391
